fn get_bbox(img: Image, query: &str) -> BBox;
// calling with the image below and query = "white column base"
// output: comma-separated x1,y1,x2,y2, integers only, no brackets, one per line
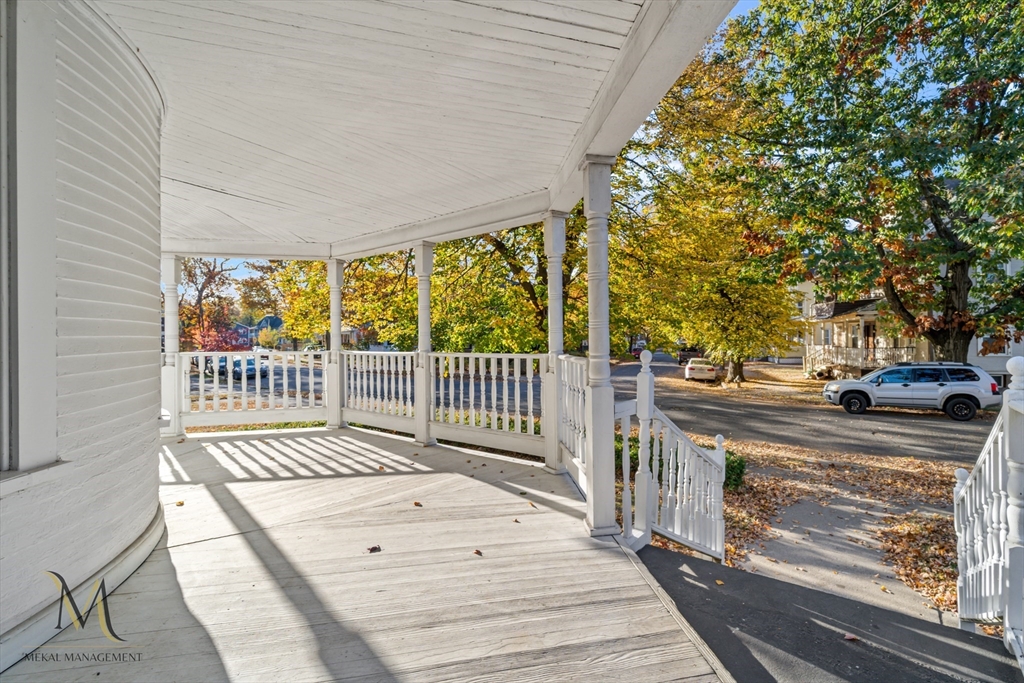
159,360,182,437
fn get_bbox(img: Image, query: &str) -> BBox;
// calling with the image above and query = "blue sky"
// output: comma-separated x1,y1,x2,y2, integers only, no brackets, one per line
214,1,761,286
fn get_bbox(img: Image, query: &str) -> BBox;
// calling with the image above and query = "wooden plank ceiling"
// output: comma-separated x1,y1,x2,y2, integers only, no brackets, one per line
96,1,729,258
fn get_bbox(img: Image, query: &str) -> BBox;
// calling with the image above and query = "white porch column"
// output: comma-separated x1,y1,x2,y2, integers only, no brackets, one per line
160,255,183,437
327,259,346,429
582,155,619,536
543,211,567,473
414,242,435,446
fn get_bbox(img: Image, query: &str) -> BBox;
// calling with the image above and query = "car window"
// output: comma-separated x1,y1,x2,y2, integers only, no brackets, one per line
912,368,947,383
946,368,980,382
878,368,913,383
689,359,712,366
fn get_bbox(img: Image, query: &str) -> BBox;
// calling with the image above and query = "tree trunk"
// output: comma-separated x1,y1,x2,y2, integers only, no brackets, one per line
726,359,745,383
934,327,974,363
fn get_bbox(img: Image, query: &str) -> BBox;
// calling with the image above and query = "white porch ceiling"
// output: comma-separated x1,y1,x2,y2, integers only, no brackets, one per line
96,0,734,259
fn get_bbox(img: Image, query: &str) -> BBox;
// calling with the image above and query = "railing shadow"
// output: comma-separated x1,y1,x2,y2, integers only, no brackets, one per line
640,544,1023,683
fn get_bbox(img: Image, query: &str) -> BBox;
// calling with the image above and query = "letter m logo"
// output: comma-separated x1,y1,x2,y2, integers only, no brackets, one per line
46,572,125,643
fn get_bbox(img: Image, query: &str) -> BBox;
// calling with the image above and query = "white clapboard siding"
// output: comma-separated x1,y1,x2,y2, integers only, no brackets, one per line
20,0,162,621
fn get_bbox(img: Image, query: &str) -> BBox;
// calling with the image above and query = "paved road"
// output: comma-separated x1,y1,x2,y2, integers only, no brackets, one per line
611,353,991,463
640,545,1023,683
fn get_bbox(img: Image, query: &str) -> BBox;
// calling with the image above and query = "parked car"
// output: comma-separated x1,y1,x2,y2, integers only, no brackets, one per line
683,357,718,381
302,344,324,352
677,346,702,365
631,347,643,359
232,357,267,380
822,362,1001,421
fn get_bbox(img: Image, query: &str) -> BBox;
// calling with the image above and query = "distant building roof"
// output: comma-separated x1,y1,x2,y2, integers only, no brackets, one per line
257,315,284,330
812,299,880,321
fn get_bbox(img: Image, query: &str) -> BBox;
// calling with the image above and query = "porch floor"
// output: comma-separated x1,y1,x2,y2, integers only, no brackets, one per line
3,428,725,682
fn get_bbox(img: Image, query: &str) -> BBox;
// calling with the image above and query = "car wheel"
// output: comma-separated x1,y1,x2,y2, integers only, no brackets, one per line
945,397,977,421
841,393,867,415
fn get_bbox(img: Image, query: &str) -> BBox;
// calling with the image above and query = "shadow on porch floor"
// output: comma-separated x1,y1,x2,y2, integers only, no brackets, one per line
641,544,1023,683
2,428,725,683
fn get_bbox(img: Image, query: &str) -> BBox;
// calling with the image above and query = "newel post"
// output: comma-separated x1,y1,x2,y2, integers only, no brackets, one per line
543,211,567,473
634,350,655,546
712,434,726,561
414,243,436,446
326,259,346,429
1003,356,1024,649
160,255,183,437
582,156,618,536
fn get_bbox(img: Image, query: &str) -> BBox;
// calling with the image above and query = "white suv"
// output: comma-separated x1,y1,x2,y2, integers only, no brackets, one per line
822,363,1002,421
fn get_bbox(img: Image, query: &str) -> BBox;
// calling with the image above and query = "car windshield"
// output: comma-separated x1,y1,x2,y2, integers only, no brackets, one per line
689,359,713,366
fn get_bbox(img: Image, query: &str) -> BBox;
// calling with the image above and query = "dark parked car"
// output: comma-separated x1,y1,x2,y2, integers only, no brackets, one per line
205,356,267,380
232,357,267,380
677,346,702,365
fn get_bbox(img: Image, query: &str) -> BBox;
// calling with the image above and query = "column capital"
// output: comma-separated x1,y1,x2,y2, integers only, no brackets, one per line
543,212,566,258
160,255,181,286
327,258,346,288
577,154,616,171
414,242,434,278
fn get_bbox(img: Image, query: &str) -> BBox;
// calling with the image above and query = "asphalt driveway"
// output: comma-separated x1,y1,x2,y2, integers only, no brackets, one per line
611,354,992,463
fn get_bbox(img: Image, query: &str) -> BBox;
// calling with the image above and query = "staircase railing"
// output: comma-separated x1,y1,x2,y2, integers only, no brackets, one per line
617,351,725,559
955,355,1023,671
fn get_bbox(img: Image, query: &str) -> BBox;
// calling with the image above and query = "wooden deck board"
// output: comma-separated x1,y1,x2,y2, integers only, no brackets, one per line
1,428,723,683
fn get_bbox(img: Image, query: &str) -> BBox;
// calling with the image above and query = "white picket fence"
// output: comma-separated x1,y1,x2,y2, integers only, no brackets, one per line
617,351,725,559
178,351,326,427
955,356,1023,671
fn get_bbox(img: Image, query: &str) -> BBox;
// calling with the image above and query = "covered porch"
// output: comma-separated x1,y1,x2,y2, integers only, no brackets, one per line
2,427,727,682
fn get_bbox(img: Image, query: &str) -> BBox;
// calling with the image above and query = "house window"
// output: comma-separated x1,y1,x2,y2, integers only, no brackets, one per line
978,334,1011,356
822,328,831,345
850,325,860,349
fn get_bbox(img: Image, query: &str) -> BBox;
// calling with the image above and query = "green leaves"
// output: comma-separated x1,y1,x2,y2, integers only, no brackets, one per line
720,0,1023,358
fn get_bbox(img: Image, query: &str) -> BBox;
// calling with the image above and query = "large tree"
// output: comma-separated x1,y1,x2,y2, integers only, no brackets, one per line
724,0,1024,360
616,48,801,381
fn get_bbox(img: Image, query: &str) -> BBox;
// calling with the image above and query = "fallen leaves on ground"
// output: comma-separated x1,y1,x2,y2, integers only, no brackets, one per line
367,545,382,553
688,435,963,507
723,474,812,566
473,549,483,556
877,513,957,611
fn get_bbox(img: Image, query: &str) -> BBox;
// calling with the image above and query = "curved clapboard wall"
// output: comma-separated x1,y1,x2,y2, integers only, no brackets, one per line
0,2,163,669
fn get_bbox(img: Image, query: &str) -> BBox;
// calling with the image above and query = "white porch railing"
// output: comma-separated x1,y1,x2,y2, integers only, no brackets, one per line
558,354,588,487
427,353,547,458
805,343,916,371
340,351,417,431
178,351,326,427
617,351,725,559
955,356,1023,672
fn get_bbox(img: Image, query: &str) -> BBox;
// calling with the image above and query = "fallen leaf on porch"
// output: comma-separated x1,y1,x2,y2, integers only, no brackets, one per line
844,634,860,641
715,580,724,585
519,492,527,496
175,501,184,506
378,466,385,472
767,557,778,563
529,502,537,508
481,463,486,466
880,585,891,593
513,518,520,523
413,502,422,507
473,549,483,556
368,545,382,553
177,438,185,443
